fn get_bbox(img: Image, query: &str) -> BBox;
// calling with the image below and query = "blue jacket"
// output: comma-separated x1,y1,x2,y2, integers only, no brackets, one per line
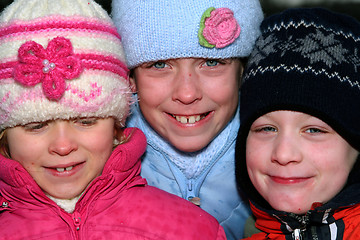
127,101,250,240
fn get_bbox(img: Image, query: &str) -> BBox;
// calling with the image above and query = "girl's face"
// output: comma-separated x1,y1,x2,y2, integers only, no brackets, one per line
133,58,242,152
6,118,116,199
246,111,358,214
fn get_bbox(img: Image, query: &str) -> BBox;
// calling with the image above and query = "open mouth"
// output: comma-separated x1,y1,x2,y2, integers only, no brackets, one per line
49,162,84,173
56,166,74,172
171,113,209,124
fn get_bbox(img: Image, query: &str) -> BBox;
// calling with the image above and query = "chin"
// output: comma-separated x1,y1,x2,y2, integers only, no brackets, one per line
45,189,83,200
173,144,204,153
271,202,310,215
170,138,211,152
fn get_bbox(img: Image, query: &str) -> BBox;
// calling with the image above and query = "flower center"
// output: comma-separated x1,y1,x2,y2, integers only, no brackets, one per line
42,59,56,73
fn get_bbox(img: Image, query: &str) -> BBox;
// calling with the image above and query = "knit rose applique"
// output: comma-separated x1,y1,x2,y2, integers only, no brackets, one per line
14,37,83,100
198,7,241,49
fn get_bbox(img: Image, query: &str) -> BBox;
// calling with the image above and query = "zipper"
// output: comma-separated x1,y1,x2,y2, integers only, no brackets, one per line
187,180,201,206
1,201,9,208
290,212,310,240
72,211,81,239
292,229,302,240
0,200,10,212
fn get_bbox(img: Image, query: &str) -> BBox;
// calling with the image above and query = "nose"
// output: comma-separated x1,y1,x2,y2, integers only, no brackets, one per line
271,133,302,165
48,121,78,156
172,67,202,104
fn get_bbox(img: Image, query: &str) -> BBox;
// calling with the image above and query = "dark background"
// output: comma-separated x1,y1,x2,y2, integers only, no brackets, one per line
1,0,360,21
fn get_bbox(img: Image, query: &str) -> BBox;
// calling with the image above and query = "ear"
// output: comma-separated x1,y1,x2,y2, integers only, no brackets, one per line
129,75,137,93
113,126,118,138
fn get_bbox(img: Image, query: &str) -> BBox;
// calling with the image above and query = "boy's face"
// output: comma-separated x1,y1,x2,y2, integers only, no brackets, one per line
7,118,115,199
133,58,242,152
246,110,358,214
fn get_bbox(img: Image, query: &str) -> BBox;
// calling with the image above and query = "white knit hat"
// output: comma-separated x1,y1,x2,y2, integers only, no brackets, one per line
0,0,131,129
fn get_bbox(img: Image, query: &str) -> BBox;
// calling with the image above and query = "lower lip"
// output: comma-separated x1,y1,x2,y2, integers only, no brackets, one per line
45,162,85,177
270,176,311,185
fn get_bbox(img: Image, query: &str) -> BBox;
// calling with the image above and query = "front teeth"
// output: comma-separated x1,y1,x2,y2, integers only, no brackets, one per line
56,166,73,172
175,115,201,124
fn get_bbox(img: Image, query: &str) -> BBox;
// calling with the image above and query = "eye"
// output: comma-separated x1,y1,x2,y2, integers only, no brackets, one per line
255,126,277,133
74,117,98,126
203,59,220,67
152,61,168,69
305,127,327,134
23,122,48,131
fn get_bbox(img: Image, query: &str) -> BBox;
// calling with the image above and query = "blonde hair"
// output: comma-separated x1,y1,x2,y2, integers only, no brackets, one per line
114,122,132,148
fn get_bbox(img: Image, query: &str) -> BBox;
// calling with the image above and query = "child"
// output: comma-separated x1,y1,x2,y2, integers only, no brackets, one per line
0,0,227,239
111,1,263,239
235,8,360,239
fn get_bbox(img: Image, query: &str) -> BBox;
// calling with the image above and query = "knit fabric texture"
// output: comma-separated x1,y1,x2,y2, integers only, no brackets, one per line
236,7,360,209
111,0,263,68
0,0,131,129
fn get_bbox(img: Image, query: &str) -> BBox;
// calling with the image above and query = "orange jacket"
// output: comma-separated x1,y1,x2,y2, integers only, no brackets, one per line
245,198,360,240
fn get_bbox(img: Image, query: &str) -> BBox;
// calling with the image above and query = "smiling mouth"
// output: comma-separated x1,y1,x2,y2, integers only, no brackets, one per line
49,162,83,173
56,166,74,172
171,113,209,124
271,176,311,184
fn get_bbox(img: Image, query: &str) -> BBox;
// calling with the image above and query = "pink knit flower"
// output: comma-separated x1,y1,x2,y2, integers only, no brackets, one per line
198,7,241,49
14,37,83,100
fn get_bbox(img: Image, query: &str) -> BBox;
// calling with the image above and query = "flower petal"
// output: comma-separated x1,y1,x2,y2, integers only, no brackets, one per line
56,56,83,79
17,40,46,65
46,37,73,61
14,63,43,86
42,71,66,100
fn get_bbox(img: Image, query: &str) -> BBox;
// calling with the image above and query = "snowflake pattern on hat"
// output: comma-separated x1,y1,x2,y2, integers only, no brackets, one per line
247,26,360,80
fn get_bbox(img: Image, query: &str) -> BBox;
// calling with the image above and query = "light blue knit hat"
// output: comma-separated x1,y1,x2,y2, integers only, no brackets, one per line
112,0,263,68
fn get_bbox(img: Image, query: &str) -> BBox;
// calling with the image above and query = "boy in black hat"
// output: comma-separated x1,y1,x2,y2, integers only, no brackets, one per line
236,8,360,240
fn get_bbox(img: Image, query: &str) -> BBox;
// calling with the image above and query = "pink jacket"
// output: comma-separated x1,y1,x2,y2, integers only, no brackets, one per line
0,128,226,240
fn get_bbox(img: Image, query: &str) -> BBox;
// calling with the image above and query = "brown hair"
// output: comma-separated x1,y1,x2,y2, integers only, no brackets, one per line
0,130,10,158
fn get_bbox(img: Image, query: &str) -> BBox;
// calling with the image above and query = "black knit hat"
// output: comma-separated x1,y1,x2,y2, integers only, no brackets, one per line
236,8,360,207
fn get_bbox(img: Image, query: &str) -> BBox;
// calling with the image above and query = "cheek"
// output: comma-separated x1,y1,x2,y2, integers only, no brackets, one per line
135,73,171,99
137,82,168,109
207,78,238,101
245,136,273,185
246,140,264,179
91,130,114,155
81,123,115,158
8,137,40,166
246,136,267,164
310,143,356,176
210,85,239,122
91,133,113,151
